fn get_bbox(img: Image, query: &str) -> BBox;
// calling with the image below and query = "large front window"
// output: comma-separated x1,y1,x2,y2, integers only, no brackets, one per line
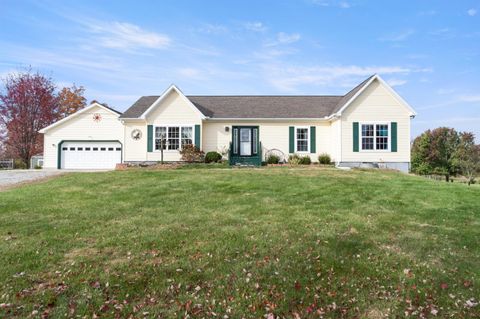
296,127,309,152
361,123,389,151
155,125,193,150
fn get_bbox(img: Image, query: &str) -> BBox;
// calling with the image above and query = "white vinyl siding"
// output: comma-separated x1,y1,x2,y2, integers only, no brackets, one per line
341,79,411,162
141,90,202,161
42,105,124,168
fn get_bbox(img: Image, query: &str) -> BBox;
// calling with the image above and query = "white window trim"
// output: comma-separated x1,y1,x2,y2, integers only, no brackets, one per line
154,124,195,152
359,122,390,152
294,126,310,153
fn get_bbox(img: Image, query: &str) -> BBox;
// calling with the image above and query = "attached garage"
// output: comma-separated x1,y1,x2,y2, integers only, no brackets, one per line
59,141,122,169
40,103,125,169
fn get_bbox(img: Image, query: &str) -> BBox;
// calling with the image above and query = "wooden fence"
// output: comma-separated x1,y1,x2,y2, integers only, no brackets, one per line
0,159,14,169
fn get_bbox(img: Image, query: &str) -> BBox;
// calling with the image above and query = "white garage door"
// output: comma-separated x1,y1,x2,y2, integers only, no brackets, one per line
61,142,122,169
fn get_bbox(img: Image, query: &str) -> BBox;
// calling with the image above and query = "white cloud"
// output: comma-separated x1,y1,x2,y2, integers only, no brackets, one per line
88,21,171,50
277,32,301,44
436,88,456,95
458,95,480,102
467,8,477,16
197,24,228,34
264,32,301,47
244,21,267,32
262,64,426,91
177,68,203,79
386,78,407,87
310,0,351,8
418,10,437,16
379,29,415,42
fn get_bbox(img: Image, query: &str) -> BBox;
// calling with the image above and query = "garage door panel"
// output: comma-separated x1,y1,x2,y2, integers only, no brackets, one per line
61,142,121,169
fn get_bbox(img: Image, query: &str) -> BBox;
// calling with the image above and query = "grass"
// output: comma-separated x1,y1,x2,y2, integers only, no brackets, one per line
0,167,479,318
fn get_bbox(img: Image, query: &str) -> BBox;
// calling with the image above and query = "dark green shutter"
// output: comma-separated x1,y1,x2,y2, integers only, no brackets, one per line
353,122,359,152
391,122,397,152
310,126,316,153
147,125,153,152
195,125,201,149
289,126,295,153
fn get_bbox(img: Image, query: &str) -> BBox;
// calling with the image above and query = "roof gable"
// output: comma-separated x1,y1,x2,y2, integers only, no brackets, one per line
332,74,416,117
120,85,206,119
39,103,121,133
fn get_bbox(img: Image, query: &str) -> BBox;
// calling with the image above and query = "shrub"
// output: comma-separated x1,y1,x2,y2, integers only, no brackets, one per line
34,165,42,169
266,154,280,164
205,151,222,163
318,153,331,164
299,155,311,165
14,159,27,169
288,154,301,165
179,144,205,162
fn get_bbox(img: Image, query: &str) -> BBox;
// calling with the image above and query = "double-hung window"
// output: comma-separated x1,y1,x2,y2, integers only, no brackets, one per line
295,127,309,152
361,123,389,151
155,125,193,151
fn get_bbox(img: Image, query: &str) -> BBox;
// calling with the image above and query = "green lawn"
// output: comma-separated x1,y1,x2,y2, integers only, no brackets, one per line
0,167,479,318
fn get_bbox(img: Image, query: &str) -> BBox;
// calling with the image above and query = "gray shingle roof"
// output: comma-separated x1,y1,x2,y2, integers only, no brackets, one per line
119,75,374,119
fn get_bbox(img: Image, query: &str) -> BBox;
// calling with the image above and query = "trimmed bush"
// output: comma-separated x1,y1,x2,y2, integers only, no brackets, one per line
266,154,280,164
318,153,331,165
205,151,222,163
299,155,311,165
179,144,205,162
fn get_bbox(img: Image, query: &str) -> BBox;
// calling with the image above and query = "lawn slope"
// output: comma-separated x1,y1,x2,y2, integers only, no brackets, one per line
0,167,479,318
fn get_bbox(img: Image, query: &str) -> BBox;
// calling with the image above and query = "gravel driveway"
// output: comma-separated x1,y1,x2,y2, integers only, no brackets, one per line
0,170,65,189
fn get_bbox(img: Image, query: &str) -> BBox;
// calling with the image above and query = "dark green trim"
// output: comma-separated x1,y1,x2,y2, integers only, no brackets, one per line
391,122,397,152
194,124,201,149
57,140,123,169
147,125,153,152
310,126,316,153
353,122,359,152
289,126,294,153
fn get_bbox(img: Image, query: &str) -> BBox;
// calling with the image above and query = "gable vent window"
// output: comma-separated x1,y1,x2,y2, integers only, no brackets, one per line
361,123,389,151
155,125,194,151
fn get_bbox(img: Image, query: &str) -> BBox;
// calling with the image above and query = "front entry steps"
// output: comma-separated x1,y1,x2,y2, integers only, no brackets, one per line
229,155,262,166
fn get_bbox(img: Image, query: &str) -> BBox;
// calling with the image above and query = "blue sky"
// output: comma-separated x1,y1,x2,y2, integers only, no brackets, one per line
1,0,479,140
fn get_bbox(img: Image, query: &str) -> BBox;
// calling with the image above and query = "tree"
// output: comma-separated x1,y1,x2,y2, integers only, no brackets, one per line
454,132,480,185
411,132,433,175
411,127,460,181
0,71,59,167
57,85,86,118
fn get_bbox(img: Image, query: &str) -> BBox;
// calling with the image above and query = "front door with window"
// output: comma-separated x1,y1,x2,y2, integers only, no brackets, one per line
232,126,258,157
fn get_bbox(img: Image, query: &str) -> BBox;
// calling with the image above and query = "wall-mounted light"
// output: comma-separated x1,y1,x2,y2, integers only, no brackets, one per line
224,126,230,132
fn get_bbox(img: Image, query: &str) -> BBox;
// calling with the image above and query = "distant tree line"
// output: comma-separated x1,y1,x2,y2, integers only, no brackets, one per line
411,127,480,185
0,70,94,167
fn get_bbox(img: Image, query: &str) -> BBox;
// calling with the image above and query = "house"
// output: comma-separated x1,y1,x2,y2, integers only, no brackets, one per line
39,74,416,172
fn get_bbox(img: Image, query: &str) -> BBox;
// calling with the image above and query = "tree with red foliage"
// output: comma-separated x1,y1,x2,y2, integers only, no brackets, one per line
0,71,59,167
